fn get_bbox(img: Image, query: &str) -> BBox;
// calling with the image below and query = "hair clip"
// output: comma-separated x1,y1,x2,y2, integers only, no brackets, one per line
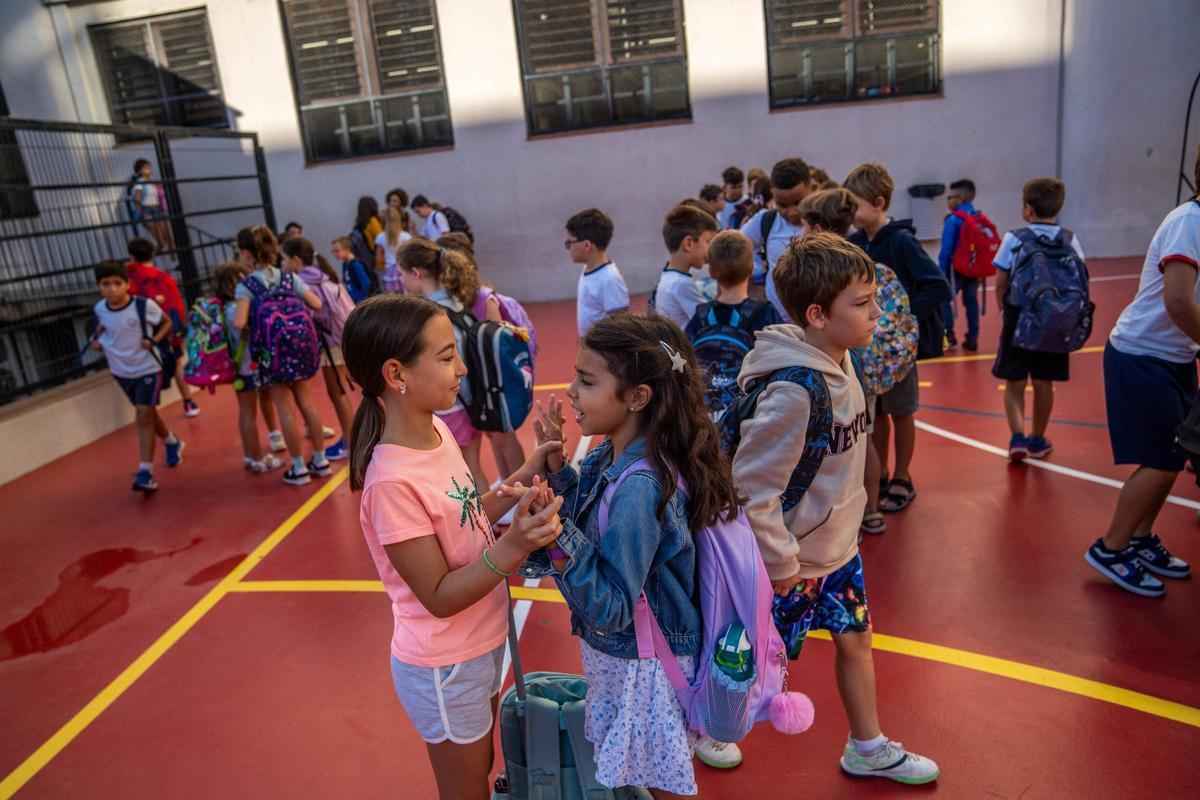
659,341,687,373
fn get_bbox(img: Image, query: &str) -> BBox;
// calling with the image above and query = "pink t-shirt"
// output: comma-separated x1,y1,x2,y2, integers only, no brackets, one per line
359,416,508,667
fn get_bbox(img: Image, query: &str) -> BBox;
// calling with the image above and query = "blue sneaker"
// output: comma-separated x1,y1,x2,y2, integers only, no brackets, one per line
1027,436,1054,459
1008,434,1029,461
1085,539,1165,597
165,437,184,467
132,469,158,493
1130,533,1191,579
325,438,347,461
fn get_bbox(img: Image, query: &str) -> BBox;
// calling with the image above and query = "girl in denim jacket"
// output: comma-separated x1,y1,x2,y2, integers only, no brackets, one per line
534,314,741,799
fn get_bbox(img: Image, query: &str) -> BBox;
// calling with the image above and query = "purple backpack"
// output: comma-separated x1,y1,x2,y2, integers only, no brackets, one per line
599,458,814,743
474,286,538,359
243,272,320,385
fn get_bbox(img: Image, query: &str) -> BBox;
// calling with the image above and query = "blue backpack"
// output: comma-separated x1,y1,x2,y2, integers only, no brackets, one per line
243,272,320,385
720,366,832,512
1005,228,1094,353
443,306,534,433
687,299,776,417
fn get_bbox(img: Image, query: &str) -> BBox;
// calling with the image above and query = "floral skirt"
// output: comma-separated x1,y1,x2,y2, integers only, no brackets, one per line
579,640,698,795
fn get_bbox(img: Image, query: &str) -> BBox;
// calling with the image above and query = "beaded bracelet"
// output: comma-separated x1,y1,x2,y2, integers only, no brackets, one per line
482,548,511,577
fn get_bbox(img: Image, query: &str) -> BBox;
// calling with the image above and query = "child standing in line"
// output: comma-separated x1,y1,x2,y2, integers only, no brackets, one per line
232,226,330,486
684,229,782,418
236,228,288,454
845,162,951,513
739,158,813,313
399,237,495,490
436,231,530,479
346,294,566,800
126,237,199,418
376,206,413,293
730,233,938,784
797,188,918,537
716,166,747,230
283,236,356,462
333,236,378,304
567,208,629,337
648,204,719,329
533,313,744,796
91,260,184,492
213,261,281,474
992,178,1086,461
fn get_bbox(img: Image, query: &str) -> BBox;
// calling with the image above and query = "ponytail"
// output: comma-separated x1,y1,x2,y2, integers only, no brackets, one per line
349,395,386,491
315,253,339,283
342,294,444,490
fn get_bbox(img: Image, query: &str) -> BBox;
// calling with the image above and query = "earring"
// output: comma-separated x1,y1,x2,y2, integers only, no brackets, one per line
399,385,407,395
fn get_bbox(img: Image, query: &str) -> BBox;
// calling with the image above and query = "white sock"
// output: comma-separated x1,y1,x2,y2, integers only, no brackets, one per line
269,430,282,439
312,450,328,467
164,432,179,445
291,456,306,473
852,733,887,756
139,461,153,473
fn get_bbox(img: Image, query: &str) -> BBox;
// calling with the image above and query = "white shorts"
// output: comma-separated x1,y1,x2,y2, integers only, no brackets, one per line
389,643,505,744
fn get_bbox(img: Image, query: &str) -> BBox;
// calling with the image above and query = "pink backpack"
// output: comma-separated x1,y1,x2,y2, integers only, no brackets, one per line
473,286,538,359
183,297,238,393
299,266,356,347
599,458,814,743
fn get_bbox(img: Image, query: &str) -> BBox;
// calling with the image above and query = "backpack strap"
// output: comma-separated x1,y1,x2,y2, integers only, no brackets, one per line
525,692,564,800
561,700,612,800
758,210,778,265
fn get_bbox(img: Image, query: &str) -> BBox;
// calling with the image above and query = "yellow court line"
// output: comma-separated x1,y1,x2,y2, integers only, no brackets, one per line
0,469,349,800
920,344,1103,365
228,578,1200,729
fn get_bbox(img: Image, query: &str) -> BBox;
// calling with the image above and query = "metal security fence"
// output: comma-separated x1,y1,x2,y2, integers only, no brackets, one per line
0,117,275,405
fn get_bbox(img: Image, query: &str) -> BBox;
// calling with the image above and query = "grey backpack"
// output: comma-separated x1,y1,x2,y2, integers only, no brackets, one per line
494,599,651,800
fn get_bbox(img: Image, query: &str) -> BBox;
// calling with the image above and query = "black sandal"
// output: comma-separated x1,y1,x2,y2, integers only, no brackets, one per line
879,472,890,494
880,477,916,513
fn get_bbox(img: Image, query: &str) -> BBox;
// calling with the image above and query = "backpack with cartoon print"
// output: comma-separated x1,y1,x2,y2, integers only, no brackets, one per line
854,263,917,397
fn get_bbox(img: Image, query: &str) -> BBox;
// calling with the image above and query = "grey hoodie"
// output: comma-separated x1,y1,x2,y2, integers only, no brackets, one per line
731,325,869,580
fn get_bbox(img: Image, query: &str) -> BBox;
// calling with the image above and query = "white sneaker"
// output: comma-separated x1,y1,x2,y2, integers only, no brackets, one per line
840,738,939,784
694,736,742,769
268,431,286,453
249,455,283,474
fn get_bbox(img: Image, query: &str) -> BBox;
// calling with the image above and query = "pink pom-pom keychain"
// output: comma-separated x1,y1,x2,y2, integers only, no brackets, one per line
769,660,814,734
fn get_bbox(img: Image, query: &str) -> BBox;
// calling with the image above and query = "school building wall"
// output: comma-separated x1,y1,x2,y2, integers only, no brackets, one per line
3,0,1198,308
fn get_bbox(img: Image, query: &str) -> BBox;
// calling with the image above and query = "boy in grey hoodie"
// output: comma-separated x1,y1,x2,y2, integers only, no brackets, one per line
730,232,940,785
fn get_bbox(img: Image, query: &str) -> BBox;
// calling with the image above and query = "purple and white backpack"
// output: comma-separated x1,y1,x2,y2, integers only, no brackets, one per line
243,271,320,385
599,458,814,744
473,286,538,360
299,265,356,348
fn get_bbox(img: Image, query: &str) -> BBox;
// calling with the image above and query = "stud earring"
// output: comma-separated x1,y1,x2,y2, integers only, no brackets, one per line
400,385,407,394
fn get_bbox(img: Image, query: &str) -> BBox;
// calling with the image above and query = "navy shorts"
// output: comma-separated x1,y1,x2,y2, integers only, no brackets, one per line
992,307,1069,382
1104,341,1197,471
116,373,162,407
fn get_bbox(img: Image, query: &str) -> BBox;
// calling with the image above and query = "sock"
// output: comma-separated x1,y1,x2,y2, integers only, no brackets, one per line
312,449,328,467
270,429,282,439
164,432,179,445
291,456,306,473
139,461,153,473
1130,532,1151,544
852,734,887,756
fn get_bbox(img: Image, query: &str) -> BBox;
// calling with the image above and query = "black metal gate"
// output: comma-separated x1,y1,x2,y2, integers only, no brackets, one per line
0,117,275,405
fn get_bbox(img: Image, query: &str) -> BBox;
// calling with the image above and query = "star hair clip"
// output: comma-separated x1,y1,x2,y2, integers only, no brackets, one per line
659,340,687,373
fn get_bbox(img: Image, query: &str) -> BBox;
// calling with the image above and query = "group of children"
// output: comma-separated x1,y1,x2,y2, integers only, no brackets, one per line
90,150,1200,797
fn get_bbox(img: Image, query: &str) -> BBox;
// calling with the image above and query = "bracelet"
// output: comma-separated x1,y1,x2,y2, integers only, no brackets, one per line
482,548,511,577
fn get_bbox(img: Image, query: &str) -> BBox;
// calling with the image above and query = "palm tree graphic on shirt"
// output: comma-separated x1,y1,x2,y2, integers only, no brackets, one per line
446,474,483,532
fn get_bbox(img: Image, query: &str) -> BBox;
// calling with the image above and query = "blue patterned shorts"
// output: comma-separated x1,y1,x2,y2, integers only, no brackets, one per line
771,553,871,660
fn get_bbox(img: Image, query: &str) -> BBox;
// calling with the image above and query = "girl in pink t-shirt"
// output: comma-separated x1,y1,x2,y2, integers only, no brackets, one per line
345,294,565,800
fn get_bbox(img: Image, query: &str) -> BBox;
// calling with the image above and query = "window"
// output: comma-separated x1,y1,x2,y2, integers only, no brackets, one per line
0,83,38,220
512,1,691,136
278,0,453,163
764,0,939,108
90,11,229,128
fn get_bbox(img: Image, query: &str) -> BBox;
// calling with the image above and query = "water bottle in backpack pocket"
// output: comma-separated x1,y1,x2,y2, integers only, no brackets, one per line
444,306,534,433
1006,228,1094,353
243,272,321,385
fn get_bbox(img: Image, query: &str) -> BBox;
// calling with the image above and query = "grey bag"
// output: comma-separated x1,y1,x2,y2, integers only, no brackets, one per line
494,596,651,800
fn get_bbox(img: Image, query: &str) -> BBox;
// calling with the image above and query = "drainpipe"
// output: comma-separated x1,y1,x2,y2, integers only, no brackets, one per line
1054,0,1067,179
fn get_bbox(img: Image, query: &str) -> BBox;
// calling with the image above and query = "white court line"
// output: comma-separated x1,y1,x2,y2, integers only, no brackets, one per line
984,273,1138,290
502,434,593,680
915,420,1200,511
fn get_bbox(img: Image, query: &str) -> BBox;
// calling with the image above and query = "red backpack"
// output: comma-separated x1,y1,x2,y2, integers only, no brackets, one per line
950,210,1001,278
128,262,186,342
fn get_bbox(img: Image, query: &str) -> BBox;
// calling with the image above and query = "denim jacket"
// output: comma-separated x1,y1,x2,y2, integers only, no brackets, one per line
547,437,701,660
